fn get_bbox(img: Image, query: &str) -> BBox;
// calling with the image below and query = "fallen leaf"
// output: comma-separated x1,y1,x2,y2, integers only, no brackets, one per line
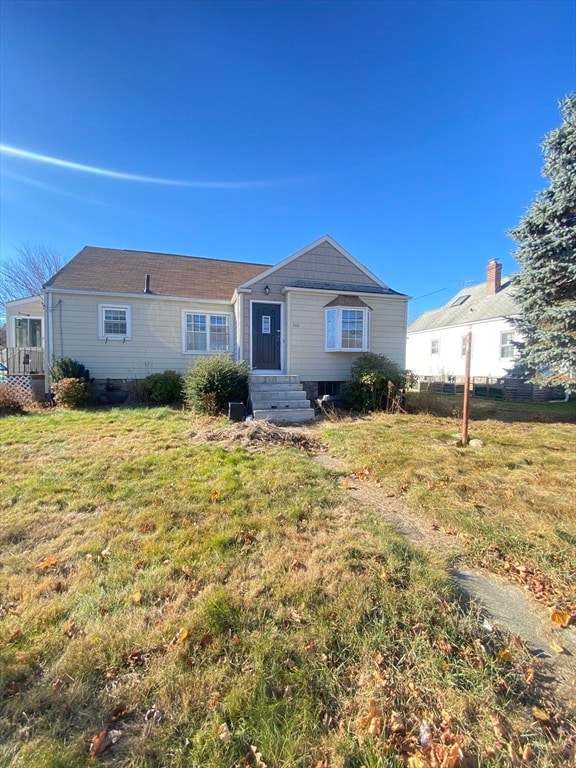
532,706,552,723
210,490,220,501
389,711,406,734
218,722,231,742
550,609,571,627
89,728,122,757
37,555,58,570
550,640,567,654
131,592,142,604
497,649,513,662
5,629,22,646
110,704,129,721
171,627,188,645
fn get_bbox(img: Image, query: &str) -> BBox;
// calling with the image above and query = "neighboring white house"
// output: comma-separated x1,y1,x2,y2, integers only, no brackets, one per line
5,236,409,417
406,259,520,379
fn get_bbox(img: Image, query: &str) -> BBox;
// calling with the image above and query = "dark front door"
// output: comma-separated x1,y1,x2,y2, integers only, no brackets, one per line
252,303,281,370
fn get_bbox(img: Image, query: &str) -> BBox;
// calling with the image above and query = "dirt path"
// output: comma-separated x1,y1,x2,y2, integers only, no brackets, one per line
314,453,576,707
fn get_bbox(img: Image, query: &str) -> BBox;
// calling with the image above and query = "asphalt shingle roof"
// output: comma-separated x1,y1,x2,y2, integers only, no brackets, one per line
291,280,404,295
408,276,519,333
44,247,271,301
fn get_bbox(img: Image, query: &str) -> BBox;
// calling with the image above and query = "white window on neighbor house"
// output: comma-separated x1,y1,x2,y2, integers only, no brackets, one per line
325,308,370,351
99,304,131,340
461,335,473,357
14,317,42,347
183,312,230,353
431,339,440,355
500,331,516,359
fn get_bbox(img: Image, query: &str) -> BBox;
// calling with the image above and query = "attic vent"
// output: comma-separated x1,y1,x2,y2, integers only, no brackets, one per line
450,294,470,307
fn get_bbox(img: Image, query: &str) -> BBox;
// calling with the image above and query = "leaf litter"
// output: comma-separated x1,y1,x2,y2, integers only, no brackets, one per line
190,420,326,453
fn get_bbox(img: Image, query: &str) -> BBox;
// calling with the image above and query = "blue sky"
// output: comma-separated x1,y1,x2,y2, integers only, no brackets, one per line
0,0,574,322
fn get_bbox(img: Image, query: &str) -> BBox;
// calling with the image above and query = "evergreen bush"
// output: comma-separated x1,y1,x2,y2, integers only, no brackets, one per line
184,357,249,415
144,370,184,405
51,357,90,383
341,352,407,412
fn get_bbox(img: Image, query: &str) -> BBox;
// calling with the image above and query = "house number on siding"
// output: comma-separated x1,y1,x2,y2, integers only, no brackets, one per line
292,322,300,328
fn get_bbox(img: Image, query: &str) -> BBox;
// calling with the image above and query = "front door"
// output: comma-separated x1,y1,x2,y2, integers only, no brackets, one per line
252,303,281,370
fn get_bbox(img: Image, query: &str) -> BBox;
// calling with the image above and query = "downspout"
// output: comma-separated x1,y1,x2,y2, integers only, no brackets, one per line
44,290,53,395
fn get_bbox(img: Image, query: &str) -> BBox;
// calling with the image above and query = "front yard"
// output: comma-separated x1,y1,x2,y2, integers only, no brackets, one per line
0,404,574,767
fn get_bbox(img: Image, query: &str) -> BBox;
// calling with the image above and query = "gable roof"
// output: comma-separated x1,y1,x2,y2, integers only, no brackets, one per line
238,235,394,292
408,275,519,333
44,247,271,301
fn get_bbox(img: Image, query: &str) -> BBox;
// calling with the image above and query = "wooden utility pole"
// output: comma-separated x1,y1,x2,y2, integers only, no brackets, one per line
462,331,472,446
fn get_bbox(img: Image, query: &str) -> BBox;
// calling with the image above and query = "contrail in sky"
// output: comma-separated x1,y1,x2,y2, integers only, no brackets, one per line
0,144,299,189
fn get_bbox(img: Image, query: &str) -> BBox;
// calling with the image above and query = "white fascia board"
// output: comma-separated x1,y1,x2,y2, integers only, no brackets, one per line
238,235,390,291
43,286,233,307
5,295,43,308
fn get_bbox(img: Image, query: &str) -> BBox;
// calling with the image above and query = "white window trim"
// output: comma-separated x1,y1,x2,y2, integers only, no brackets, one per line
182,310,232,354
324,307,370,352
500,331,516,360
12,316,43,348
98,304,132,340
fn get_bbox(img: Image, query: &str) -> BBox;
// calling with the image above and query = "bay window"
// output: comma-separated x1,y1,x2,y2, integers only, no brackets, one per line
325,307,370,351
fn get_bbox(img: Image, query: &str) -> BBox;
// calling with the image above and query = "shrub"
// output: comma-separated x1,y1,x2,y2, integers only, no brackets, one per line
0,385,25,416
341,352,407,412
51,357,90,383
184,356,249,415
144,370,184,405
52,378,91,408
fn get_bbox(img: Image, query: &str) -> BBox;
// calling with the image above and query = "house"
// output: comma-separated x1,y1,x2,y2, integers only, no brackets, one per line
5,236,409,420
406,259,520,380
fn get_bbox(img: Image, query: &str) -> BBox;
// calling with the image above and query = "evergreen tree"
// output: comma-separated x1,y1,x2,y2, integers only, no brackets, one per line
508,94,576,388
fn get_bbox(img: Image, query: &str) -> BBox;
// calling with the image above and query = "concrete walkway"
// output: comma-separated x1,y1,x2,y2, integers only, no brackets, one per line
314,453,576,707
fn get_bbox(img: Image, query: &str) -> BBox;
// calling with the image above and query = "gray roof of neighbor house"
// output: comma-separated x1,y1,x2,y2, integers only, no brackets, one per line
408,275,519,333
44,246,272,301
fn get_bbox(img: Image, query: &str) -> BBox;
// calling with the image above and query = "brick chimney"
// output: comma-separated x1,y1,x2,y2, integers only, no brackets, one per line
486,259,502,295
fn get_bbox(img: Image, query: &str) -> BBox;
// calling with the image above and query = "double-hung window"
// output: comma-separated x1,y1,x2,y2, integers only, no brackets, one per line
184,312,230,353
99,304,131,340
325,307,370,352
500,331,516,359
431,339,440,355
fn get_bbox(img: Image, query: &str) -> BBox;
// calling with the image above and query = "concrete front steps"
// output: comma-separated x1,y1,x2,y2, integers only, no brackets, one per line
249,374,315,423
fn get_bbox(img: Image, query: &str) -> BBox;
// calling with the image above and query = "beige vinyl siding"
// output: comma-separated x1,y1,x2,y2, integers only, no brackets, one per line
48,291,235,379
239,242,389,366
287,290,407,381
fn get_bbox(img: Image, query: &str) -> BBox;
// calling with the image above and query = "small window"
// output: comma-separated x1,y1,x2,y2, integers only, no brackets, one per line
500,331,516,359
14,317,42,347
431,339,440,355
99,305,131,340
325,307,370,352
184,312,230,353
262,316,271,334
450,295,470,307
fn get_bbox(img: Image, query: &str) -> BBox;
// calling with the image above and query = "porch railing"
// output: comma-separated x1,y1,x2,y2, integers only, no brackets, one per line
0,347,45,376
